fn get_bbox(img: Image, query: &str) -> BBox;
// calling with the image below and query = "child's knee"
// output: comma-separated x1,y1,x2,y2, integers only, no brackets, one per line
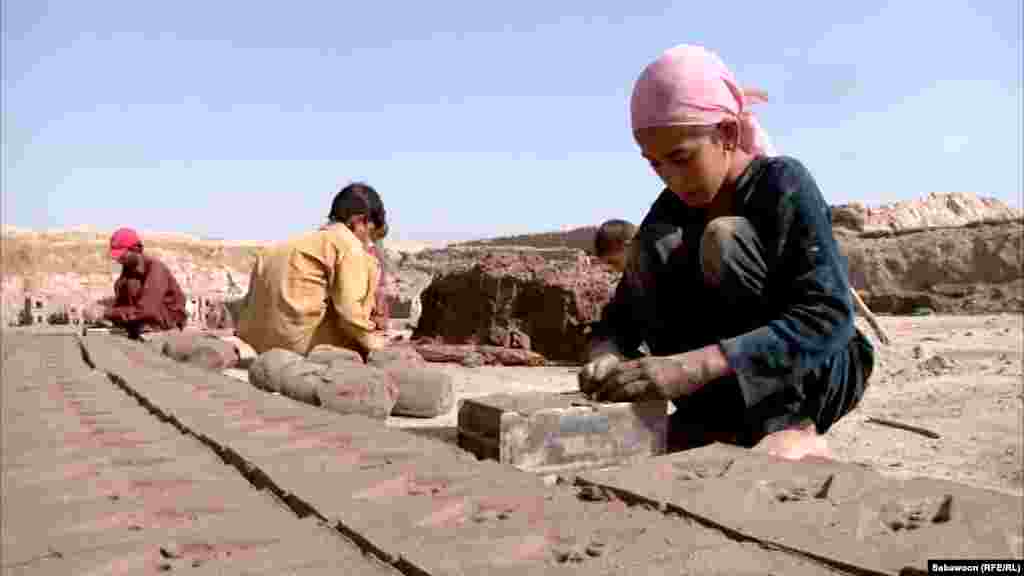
699,216,754,287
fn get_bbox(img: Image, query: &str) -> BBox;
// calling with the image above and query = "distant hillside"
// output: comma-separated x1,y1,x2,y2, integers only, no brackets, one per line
1,230,262,281
1,230,265,326
456,226,600,254
2,192,1020,326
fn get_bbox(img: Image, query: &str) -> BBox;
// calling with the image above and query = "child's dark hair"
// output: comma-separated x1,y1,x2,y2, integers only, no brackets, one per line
330,182,385,227
594,219,636,257
329,182,374,223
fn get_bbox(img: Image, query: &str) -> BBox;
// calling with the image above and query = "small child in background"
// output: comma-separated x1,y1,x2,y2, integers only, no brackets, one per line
591,218,651,356
367,223,392,330
350,183,391,332
594,219,637,273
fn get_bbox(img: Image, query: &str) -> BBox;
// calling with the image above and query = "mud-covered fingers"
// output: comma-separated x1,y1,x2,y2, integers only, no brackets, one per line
579,366,607,395
578,369,597,394
593,362,644,401
579,355,621,394
603,379,652,403
591,355,622,381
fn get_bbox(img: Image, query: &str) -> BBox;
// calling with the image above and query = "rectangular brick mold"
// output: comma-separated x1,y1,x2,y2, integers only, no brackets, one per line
457,392,668,473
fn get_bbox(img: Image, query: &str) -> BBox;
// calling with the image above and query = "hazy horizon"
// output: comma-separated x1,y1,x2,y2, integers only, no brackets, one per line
4,1,1021,243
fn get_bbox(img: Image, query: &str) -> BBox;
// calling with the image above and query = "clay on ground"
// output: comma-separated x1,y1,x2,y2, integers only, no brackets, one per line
248,348,304,392
106,313,1024,498
307,344,364,366
69,331,1023,574
415,343,546,367
220,335,258,368
2,334,397,575
277,359,325,405
373,360,454,418
396,314,1024,498
579,443,1023,575
367,345,424,366
314,363,399,420
159,331,240,371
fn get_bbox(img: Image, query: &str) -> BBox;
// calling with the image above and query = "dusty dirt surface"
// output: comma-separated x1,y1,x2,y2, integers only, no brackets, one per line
828,314,1023,496
387,314,1024,496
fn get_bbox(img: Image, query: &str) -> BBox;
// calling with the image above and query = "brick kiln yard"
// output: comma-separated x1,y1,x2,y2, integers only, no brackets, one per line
3,194,1023,573
2,312,1021,575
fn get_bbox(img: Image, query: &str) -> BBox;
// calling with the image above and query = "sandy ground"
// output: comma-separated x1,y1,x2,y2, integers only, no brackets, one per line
828,314,1023,496
383,314,1023,496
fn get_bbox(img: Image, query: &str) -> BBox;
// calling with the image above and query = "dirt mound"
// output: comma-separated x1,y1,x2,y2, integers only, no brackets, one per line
411,193,1022,317
842,220,1023,314
456,226,600,253
832,192,1021,233
413,250,616,362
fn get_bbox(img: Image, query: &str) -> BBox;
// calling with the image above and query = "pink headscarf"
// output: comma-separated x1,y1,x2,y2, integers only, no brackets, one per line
630,44,776,157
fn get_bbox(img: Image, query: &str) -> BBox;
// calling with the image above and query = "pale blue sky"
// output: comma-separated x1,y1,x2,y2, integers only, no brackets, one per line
3,1,1021,242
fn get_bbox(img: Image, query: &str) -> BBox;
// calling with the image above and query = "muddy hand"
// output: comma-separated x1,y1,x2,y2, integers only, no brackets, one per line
578,354,621,396
593,353,713,403
593,357,679,402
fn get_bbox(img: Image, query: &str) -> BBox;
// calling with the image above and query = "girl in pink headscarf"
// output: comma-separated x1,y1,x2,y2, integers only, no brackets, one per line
580,45,874,461
629,44,777,207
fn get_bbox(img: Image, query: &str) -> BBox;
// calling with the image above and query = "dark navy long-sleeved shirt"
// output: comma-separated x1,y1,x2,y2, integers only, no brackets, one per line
593,155,872,413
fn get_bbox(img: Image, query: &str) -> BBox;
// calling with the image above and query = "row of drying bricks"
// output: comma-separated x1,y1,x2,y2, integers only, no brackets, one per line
77,334,844,576
1,334,398,575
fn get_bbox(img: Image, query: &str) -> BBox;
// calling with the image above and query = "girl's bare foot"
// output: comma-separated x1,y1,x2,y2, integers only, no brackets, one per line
752,425,833,461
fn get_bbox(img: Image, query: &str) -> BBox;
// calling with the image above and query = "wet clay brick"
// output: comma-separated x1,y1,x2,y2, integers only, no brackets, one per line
159,331,241,371
315,364,399,420
248,348,305,393
457,392,668,474
277,360,324,405
377,361,455,418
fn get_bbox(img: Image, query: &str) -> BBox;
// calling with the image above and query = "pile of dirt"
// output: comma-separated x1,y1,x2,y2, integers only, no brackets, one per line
831,192,1021,233
455,226,600,253
408,193,1022,317
841,219,1023,314
386,245,594,327
412,250,616,363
